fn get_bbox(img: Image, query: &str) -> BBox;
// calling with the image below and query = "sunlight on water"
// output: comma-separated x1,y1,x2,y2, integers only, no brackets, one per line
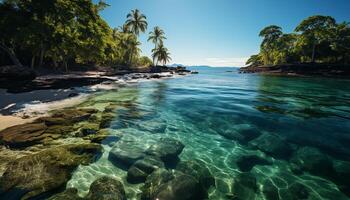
67,67,350,200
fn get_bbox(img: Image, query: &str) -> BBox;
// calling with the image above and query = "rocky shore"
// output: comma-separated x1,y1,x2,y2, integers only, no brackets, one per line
239,63,350,77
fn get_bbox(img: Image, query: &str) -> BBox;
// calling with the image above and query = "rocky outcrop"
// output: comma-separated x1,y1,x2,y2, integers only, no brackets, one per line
146,138,184,165
0,144,101,200
48,188,83,200
236,155,271,172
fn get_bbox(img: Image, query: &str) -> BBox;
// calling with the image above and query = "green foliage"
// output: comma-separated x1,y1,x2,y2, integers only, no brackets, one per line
0,1,169,71
152,43,172,66
137,56,153,67
249,15,350,67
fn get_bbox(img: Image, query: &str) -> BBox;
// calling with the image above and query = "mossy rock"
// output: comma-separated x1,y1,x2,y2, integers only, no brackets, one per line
0,143,102,200
86,176,126,200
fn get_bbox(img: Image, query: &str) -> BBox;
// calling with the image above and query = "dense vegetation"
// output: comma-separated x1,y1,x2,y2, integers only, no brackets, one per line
0,0,171,71
247,15,350,67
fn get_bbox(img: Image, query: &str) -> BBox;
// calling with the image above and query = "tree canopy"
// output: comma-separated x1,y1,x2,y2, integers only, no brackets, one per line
0,1,170,71
247,15,350,67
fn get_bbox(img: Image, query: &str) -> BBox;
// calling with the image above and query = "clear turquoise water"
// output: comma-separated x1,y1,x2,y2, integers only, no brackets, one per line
67,67,350,199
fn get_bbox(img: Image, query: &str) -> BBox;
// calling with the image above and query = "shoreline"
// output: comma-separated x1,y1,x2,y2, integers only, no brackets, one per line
0,70,191,131
239,63,350,78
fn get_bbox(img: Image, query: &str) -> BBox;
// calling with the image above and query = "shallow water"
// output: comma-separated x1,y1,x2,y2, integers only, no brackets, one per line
66,67,350,199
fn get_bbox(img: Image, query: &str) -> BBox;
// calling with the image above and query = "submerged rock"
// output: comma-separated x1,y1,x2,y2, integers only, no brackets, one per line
290,147,334,178
48,188,83,200
176,159,215,190
236,155,271,172
146,138,184,165
249,133,292,159
231,172,258,200
108,141,146,168
141,169,204,200
0,143,101,200
0,122,48,148
127,156,165,184
219,124,261,144
86,176,126,200
262,179,280,200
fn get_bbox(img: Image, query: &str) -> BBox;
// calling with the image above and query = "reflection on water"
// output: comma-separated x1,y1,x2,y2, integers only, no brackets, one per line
67,67,350,200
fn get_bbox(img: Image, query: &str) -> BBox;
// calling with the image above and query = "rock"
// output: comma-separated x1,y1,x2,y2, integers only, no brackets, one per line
48,188,83,200
141,169,175,200
231,173,258,200
287,182,309,200
249,133,292,159
100,113,115,129
0,65,36,81
155,174,203,200
86,176,126,200
150,74,161,79
0,144,101,200
108,141,146,168
146,138,184,165
219,124,261,144
176,159,215,190
141,169,204,200
127,156,165,184
0,122,48,148
236,155,271,172
290,147,334,178
79,123,100,137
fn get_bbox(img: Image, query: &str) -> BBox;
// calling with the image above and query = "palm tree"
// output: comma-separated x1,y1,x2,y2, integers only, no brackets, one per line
259,25,283,64
148,26,166,65
152,43,171,66
125,9,148,36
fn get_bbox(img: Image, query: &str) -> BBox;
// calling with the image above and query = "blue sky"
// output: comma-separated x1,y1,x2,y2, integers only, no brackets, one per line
99,0,350,67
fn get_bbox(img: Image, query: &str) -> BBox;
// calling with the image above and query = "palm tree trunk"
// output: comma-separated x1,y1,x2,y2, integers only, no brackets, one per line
0,43,23,67
39,42,45,66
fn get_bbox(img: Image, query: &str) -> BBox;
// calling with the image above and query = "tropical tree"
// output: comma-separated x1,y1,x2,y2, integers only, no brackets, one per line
259,25,283,65
330,22,350,63
125,9,148,36
152,43,171,66
148,26,166,65
246,54,263,67
295,15,336,63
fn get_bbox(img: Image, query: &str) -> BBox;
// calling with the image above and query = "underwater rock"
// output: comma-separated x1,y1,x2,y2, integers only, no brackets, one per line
108,141,146,168
219,124,261,144
137,119,167,133
290,147,334,178
146,138,184,165
262,179,280,200
48,188,83,200
141,169,175,200
86,176,126,200
141,169,204,200
231,172,258,200
78,123,100,137
127,156,165,184
236,155,272,172
331,160,350,196
0,143,101,200
176,159,215,190
99,113,115,129
249,133,292,159
286,182,309,200
0,122,48,148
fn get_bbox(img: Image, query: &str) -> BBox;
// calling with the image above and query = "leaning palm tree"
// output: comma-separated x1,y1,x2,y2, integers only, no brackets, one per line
152,43,171,66
148,26,166,65
125,9,148,36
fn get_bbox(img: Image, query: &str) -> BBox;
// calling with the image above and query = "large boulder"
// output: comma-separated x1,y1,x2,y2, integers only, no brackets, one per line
146,138,184,166
176,159,215,191
127,156,165,184
48,188,83,200
0,65,36,82
231,173,258,200
86,176,126,200
249,133,292,159
290,147,334,178
0,143,101,200
218,124,261,144
141,169,204,200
